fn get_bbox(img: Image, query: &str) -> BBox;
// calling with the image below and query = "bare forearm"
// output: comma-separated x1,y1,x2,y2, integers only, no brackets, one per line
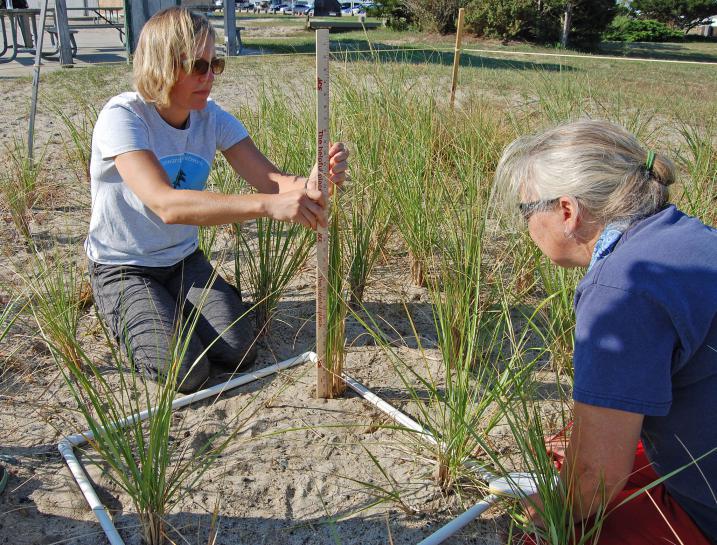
159,190,268,225
560,461,625,521
114,148,324,229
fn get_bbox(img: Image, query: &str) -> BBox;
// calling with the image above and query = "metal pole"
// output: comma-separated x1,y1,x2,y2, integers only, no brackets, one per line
315,28,331,398
27,0,49,161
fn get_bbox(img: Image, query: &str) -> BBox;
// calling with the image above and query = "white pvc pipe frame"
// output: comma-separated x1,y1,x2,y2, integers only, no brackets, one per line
58,356,527,545
58,351,317,545
341,374,514,545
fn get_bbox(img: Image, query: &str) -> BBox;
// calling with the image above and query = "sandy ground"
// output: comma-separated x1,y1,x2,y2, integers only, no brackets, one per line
0,62,517,545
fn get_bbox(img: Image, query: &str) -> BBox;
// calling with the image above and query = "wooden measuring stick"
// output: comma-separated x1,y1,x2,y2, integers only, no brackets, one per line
450,7,465,110
315,28,331,399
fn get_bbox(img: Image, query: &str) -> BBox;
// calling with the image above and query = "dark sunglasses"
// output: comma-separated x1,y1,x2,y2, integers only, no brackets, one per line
518,198,559,222
184,56,226,76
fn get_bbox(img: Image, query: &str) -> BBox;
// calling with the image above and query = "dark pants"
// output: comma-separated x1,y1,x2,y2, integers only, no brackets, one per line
89,250,257,393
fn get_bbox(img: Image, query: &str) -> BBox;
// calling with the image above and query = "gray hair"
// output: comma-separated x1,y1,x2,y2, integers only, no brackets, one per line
494,120,675,225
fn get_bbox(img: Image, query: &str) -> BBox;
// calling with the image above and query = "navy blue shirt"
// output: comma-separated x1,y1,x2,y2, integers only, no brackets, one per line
573,205,717,542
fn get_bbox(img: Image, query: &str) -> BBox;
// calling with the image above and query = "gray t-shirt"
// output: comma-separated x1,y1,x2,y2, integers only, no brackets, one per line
85,91,249,266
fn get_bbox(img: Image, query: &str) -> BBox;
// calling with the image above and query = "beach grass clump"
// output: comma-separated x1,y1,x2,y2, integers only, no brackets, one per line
423,190,512,491
53,103,98,184
25,251,89,371
0,291,24,381
531,258,581,379
677,117,717,226
345,181,391,308
229,84,315,335
384,97,443,287
49,276,254,544
235,217,313,335
0,138,46,244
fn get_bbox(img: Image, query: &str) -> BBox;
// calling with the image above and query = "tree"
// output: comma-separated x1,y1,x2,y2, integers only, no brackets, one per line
404,0,464,33
464,0,618,49
631,0,717,32
565,0,619,47
465,0,535,41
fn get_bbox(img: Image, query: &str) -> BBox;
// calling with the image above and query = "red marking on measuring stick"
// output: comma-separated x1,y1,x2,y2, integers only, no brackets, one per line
315,29,331,398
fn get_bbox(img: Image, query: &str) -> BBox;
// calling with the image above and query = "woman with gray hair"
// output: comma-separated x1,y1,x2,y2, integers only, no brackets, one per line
496,120,716,544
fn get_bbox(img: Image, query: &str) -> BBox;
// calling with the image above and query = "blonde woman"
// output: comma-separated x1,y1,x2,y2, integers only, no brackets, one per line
86,7,348,392
495,120,716,544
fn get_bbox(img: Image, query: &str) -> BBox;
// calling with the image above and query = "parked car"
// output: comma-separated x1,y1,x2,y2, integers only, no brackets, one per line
278,3,293,13
253,0,270,12
213,0,223,11
293,2,311,15
351,4,365,15
237,0,253,9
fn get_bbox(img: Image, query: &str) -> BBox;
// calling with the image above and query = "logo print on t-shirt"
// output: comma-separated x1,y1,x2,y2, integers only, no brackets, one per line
159,153,210,190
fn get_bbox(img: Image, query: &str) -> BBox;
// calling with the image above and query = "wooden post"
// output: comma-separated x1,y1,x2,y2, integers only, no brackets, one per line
450,7,465,109
223,0,238,56
315,28,331,399
54,0,74,66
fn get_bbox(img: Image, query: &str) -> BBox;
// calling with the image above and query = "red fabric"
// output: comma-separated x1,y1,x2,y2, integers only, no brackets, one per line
520,429,712,545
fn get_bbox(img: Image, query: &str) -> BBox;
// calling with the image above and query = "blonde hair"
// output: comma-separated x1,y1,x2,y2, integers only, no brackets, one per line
495,119,675,225
133,7,216,108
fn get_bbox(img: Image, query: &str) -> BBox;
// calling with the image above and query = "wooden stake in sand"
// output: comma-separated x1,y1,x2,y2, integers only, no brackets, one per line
315,29,331,399
450,7,466,110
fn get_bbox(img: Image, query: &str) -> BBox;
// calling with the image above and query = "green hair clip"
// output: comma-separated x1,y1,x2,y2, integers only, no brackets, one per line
645,150,656,172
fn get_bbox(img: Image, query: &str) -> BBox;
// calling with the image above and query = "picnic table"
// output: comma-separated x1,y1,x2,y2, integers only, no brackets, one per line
64,6,124,43
0,6,80,62
0,7,40,61
0,5,126,63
